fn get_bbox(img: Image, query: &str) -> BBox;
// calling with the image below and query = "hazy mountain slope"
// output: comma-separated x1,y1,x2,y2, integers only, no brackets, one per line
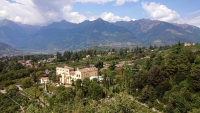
0,19,40,48
26,18,138,51
114,19,200,46
0,19,27,46
0,18,200,52
0,41,22,55
114,19,161,37
18,23,41,35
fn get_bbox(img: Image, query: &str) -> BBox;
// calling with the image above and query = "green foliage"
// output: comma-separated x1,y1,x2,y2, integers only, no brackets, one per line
144,58,153,71
163,87,192,113
190,56,200,92
88,80,103,100
153,53,164,66
7,85,19,95
155,81,171,98
56,52,63,62
108,61,116,70
0,93,20,112
194,56,200,64
195,43,200,49
122,66,135,93
173,72,187,85
56,86,75,104
49,72,57,82
74,89,83,104
95,61,103,69
140,85,156,102
166,42,191,75
20,77,33,88
1,42,200,112
148,65,168,87
133,70,149,89
0,68,33,83
98,93,138,113
75,79,82,92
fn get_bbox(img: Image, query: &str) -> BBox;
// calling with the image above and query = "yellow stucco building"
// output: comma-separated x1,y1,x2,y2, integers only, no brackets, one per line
56,66,98,84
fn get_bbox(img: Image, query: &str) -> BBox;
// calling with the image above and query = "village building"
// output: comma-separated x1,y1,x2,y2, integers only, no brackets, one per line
56,65,98,85
184,42,196,46
40,77,50,84
90,76,103,82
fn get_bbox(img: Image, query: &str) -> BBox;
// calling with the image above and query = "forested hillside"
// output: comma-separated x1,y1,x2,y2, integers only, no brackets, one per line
0,42,200,112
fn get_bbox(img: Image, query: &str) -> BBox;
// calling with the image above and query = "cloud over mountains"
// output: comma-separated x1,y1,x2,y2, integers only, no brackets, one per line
0,0,199,27
1,0,138,25
142,2,180,22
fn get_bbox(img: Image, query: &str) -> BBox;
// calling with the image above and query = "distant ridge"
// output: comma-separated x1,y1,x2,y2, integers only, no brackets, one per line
114,19,200,46
26,18,138,51
0,41,22,55
0,18,199,53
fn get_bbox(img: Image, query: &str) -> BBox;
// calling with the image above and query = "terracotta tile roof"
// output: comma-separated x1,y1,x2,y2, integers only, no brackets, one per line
80,69,88,73
41,77,49,80
70,71,75,74
79,67,98,72
64,66,74,69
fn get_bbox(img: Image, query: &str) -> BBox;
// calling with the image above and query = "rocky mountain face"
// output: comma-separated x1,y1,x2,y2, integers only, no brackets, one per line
0,18,199,53
114,19,200,46
0,19,40,48
26,18,138,51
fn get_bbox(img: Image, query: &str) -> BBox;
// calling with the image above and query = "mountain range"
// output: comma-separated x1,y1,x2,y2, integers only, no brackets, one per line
114,19,200,46
0,41,22,56
0,18,199,53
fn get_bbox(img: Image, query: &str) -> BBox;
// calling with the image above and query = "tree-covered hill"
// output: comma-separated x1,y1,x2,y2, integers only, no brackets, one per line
0,42,200,112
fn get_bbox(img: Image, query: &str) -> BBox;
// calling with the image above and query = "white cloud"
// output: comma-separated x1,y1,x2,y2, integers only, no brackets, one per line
0,0,199,28
188,10,200,15
142,2,180,22
63,11,87,23
116,0,139,5
100,12,131,22
31,0,75,24
0,0,45,25
62,5,73,12
0,0,80,25
141,2,200,28
186,16,200,28
173,16,200,28
75,0,113,4
131,18,136,21
0,0,137,25
75,0,138,5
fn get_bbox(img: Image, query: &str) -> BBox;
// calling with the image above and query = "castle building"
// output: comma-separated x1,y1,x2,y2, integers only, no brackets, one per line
56,66,98,84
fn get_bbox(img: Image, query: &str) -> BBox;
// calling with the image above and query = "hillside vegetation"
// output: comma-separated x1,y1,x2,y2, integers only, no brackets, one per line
0,42,200,112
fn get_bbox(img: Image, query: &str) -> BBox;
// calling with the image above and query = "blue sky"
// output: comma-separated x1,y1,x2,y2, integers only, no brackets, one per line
1,0,200,27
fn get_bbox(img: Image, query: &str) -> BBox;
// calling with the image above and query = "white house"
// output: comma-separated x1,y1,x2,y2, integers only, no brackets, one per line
90,76,103,81
40,77,50,84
